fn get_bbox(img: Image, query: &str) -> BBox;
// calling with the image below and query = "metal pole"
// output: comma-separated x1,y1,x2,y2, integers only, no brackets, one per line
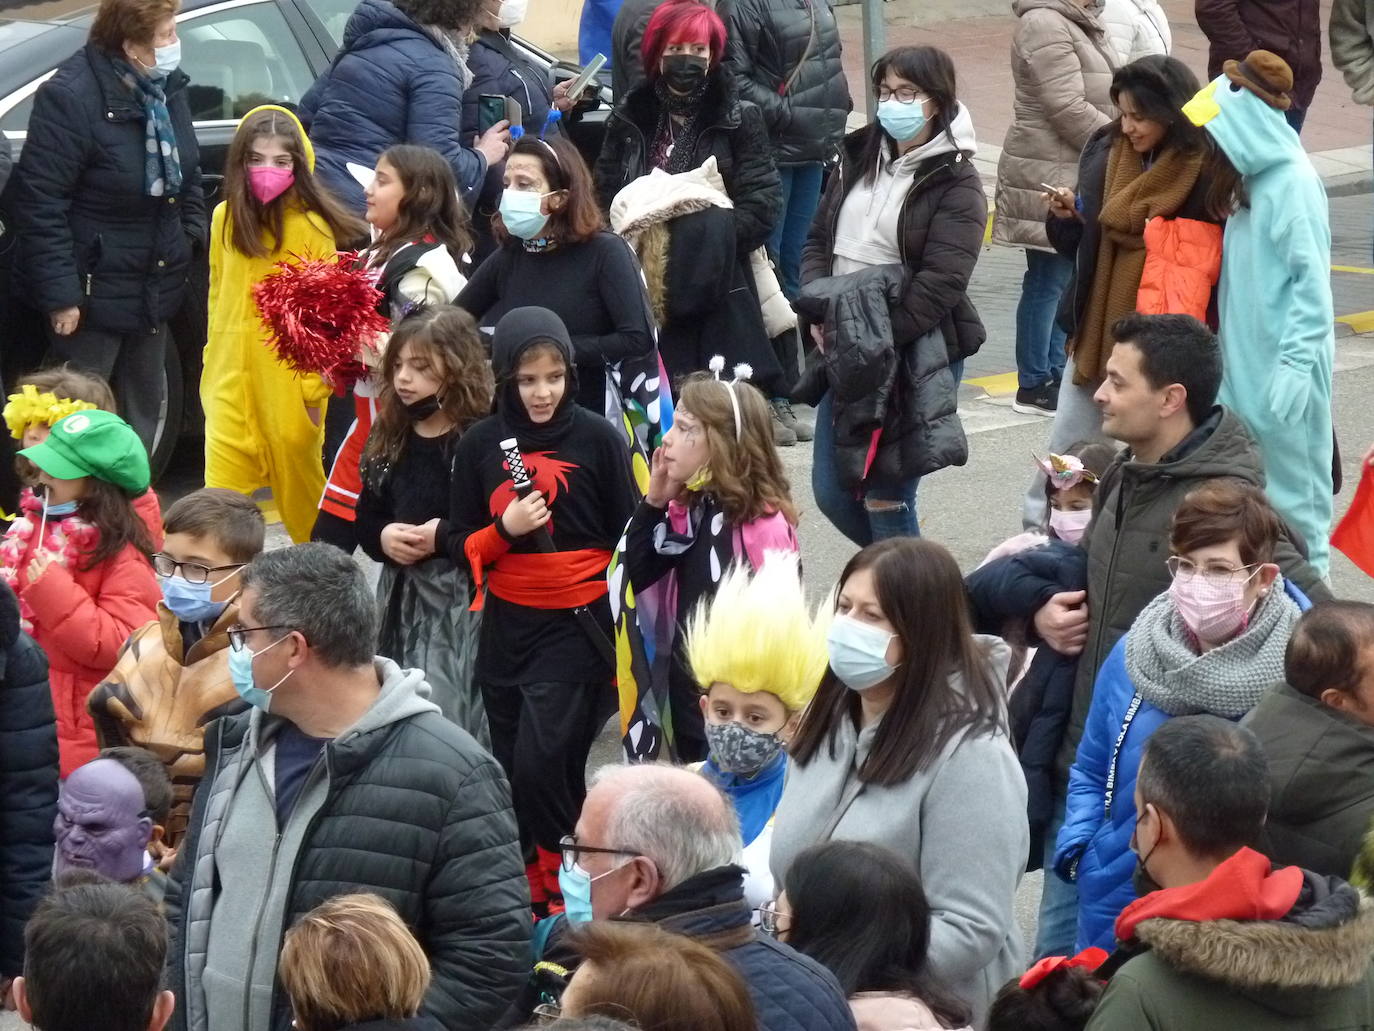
861,0,885,121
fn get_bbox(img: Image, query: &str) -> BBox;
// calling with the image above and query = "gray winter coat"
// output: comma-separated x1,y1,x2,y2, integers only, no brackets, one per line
1055,407,1332,786
794,265,966,491
165,660,529,1031
1331,0,1374,104
722,0,851,165
992,0,1116,250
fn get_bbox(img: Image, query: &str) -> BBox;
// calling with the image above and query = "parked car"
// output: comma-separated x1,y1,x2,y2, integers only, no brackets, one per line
0,0,607,477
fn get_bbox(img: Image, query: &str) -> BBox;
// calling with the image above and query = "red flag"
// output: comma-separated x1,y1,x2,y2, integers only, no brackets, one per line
1333,464,1374,578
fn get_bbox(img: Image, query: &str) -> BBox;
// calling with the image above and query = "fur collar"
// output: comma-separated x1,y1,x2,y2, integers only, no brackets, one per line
1135,894,1374,991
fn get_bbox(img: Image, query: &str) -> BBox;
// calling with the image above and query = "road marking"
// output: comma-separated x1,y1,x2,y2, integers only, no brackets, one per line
1339,310,1374,333
1334,265,1374,275
963,370,1019,397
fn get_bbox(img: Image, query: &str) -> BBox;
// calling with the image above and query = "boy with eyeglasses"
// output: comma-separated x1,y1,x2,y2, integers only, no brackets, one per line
88,488,266,848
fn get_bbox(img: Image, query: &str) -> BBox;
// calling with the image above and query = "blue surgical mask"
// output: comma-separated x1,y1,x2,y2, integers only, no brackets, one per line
227,634,293,712
42,498,79,517
876,97,927,143
153,39,181,76
499,188,550,240
557,860,618,924
827,614,900,692
160,571,236,624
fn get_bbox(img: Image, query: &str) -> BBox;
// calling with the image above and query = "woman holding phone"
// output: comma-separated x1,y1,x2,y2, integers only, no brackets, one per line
1027,56,1235,524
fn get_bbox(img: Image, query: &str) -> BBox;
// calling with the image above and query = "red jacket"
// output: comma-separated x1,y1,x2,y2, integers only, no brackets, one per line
1136,215,1224,324
14,528,160,777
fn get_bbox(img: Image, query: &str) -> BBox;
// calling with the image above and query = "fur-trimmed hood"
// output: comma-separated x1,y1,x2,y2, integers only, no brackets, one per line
1123,850,1374,996
608,157,733,242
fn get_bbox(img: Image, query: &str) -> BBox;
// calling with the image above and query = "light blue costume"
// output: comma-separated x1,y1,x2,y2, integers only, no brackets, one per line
1186,74,1334,574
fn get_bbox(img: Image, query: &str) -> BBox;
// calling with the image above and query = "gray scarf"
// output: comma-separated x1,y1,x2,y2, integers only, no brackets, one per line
424,25,474,91
1124,581,1298,717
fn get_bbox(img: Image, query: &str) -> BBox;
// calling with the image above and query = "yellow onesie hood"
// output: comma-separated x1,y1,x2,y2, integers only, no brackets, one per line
240,104,315,172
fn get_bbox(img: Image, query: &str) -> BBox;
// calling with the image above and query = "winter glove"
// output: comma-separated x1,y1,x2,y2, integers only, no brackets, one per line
1053,842,1086,884
1267,360,1312,425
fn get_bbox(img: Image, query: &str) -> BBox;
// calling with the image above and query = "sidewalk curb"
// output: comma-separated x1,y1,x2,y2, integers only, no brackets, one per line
1327,171,1374,198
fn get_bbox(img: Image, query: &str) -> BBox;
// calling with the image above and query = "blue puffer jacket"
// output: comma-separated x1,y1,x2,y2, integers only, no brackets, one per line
965,539,1087,872
0,579,57,978
299,0,485,213
1055,578,1311,951
630,866,857,1031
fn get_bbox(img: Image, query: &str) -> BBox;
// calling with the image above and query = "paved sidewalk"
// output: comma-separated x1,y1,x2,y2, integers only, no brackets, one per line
836,0,1373,194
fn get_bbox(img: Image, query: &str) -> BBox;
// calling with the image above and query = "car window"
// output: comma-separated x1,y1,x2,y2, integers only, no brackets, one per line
297,0,357,47
0,95,34,136
181,1,316,120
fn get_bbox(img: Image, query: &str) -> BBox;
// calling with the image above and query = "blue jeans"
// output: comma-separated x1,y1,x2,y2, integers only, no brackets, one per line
1286,105,1307,134
811,360,964,547
1035,805,1081,959
768,163,825,302
1015,249,1072,390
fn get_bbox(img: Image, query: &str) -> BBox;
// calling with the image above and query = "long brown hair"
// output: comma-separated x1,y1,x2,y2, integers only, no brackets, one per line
492,136,604,247
369,145,473,268
75,478,154,571
564,921,757,1031
678,373,797,525
362,306,493,470
222,108,366,259
790,538,1006,786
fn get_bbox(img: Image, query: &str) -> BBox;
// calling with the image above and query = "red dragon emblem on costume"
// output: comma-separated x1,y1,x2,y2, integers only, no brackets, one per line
487,452,578,529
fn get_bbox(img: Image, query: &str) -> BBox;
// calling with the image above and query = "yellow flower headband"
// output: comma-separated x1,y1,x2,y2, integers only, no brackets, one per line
3,385,98,440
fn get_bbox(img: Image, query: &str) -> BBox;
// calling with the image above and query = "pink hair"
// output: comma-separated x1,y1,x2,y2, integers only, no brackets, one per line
641,0,727,81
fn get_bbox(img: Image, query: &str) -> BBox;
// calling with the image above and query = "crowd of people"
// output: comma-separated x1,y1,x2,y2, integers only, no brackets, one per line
0,0,1370,1028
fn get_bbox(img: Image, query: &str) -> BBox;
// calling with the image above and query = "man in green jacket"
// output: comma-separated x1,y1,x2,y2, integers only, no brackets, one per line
1245,601,1374,879
1088,716,1374,1030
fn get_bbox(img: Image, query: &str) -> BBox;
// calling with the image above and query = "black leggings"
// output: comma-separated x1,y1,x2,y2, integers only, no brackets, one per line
481,679,616,854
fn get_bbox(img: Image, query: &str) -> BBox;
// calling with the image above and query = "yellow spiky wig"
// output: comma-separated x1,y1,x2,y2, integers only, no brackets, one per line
684,552,831,712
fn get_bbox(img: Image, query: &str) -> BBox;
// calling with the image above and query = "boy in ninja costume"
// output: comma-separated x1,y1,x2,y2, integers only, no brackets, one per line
1183,51,1335,574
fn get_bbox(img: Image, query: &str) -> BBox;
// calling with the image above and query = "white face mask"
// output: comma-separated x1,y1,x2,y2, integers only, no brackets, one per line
498,0,527,27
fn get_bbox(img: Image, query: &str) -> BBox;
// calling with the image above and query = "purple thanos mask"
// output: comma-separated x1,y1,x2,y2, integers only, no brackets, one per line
54,758,154,883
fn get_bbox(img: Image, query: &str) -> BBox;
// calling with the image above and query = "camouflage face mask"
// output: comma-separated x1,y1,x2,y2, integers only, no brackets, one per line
704,720,784,776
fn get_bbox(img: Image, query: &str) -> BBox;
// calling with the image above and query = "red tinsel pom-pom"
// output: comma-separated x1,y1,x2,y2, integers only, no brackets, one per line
253,251,389,388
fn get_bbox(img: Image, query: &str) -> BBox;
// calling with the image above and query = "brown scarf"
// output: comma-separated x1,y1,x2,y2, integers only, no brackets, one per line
1070,137,1206,384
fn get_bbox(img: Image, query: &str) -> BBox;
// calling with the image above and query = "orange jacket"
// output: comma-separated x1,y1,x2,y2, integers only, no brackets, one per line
1136,215,1223,323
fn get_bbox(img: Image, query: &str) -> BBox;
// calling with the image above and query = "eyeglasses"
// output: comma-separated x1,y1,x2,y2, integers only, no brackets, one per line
875,87,927,104
153,553,244,585
756,900,789,938
1165,556,1258,585
558,833,639,873
226,624,294,652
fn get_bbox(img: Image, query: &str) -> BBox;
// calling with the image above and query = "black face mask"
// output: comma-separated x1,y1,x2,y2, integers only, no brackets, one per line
403,395,443,422
1130,811,1163,897
661,54,709,93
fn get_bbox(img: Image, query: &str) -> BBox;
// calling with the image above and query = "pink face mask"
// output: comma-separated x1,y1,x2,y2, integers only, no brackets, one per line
1168,569,1258,645
247,165,294,204
1049,507,1092,544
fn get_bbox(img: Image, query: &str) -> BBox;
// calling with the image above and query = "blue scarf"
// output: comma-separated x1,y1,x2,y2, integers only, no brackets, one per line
114,60,183,197
701,752,788,846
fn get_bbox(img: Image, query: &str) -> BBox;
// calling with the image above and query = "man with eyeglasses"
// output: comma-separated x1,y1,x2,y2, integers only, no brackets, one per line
162,543,530,1031
1027,312,1330,957
510,763,854,1031
88,488,266,849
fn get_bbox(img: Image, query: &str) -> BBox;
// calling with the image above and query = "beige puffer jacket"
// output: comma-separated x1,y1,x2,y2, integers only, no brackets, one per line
993,0,1117,249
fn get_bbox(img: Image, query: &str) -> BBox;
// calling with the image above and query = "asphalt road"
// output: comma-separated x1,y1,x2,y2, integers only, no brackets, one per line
6,197,1370,1022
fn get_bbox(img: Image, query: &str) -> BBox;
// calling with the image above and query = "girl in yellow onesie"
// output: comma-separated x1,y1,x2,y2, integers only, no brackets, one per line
203,105,366,542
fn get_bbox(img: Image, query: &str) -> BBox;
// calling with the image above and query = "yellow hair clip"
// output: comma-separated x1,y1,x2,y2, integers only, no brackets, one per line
2,385,97,440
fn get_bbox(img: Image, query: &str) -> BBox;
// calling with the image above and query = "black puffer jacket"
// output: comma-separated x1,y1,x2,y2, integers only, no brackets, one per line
801,120,987,365
10,44,204,333
165,662,530,1031
0,579,56,979
593,71,781,255
722,0,851,164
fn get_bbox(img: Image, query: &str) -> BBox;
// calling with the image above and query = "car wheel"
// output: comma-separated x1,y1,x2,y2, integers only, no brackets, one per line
150,342,183,482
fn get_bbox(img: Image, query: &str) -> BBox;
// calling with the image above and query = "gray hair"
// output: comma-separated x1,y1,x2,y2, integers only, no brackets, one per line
240,544,376,668
593,765,742,891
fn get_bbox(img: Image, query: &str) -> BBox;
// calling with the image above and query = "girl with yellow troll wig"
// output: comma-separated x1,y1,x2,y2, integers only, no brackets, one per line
685,551,830,909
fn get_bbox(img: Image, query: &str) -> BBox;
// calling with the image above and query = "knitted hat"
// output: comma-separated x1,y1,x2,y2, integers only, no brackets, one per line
1222,51,1294,111
19,409,149,495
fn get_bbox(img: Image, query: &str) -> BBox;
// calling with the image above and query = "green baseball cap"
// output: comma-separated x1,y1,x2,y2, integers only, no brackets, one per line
19,409,149,495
